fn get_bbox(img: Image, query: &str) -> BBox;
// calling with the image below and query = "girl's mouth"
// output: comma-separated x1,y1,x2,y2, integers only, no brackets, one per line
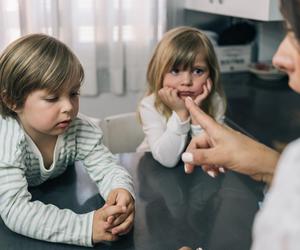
178,91,194,97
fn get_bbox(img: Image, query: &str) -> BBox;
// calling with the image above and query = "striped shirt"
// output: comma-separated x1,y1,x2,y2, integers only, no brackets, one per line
0,114,135,247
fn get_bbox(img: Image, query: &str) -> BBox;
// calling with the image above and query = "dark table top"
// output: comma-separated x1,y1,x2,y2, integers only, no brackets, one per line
0,152,264,250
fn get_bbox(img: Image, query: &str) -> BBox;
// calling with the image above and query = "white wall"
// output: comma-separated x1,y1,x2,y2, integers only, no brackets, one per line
79,91,144,119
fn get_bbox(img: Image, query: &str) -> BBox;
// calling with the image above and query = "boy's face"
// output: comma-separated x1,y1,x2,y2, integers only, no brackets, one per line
163,54,209,100
14,83,80,141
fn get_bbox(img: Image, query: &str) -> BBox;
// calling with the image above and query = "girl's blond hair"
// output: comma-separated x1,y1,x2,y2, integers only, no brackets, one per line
145,26,226,119
0,33,84,119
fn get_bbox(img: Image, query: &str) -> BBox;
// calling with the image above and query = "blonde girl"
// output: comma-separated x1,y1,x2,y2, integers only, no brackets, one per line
137,26,226,167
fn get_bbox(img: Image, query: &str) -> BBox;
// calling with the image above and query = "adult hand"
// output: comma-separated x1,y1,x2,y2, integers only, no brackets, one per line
182,96,280,184
158,87,189,121
105,188,135,235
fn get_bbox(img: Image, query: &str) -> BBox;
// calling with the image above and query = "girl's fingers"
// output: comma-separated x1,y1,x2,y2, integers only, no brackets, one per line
206,78,212,92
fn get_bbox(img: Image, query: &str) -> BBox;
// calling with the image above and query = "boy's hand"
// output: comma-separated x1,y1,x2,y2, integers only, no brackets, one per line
158,87,189,121
105,188,135,235
92,204,126,244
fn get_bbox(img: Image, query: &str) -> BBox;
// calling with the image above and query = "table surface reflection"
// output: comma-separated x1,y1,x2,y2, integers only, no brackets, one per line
0,152,264,250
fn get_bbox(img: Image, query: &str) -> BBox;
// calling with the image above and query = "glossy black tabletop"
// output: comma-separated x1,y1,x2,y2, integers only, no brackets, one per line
0,152,264,250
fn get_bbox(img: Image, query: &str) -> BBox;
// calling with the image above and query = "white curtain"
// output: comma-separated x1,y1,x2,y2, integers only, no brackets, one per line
0,0,183,96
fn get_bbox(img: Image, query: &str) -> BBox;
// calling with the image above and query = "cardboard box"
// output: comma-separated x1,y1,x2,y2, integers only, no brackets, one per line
216,44,254,73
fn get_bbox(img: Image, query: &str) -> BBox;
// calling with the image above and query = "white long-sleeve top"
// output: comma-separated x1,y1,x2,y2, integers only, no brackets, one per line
137,93,225,167
0,114,134,247
251,138,300,250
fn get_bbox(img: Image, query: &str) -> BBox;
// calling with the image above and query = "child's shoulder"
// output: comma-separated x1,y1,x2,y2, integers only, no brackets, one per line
71,113,103,134
140,93,156,107
0,116,25,160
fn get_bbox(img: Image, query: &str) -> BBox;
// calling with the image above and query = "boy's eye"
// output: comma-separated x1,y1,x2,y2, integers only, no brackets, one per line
70,90,80,97
45,96,58,102
193,68,204,75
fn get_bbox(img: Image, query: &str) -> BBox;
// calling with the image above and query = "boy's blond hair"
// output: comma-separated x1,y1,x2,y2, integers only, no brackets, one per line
0,33,84,119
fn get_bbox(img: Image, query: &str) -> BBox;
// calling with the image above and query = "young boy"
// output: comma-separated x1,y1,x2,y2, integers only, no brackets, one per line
0,34,135,246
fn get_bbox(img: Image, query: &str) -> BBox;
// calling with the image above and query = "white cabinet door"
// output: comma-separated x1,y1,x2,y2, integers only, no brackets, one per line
185,0,282,21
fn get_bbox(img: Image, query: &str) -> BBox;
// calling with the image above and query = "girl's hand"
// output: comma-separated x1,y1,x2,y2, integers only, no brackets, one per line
105,188,135,235
191,78,212,125
194,78,212,106
158,87,189,121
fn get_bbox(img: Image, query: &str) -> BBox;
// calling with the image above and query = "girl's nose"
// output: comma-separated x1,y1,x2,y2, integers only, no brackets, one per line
181,72,192,86
272,36,294,73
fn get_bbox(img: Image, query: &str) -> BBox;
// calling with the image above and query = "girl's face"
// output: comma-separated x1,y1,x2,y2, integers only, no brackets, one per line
273,31,300,93
14,82,80,142
162,55,209,100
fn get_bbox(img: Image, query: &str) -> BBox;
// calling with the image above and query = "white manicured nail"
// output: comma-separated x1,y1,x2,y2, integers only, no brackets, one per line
219,167,225,173
182,152,193,163
207,170,216,178
184,164,188,173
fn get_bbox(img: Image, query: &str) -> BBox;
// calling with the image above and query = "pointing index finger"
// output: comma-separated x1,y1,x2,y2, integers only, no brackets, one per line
185,96,220,136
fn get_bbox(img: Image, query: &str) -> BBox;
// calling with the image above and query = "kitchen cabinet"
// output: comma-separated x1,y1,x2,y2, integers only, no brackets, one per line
185,0,282,21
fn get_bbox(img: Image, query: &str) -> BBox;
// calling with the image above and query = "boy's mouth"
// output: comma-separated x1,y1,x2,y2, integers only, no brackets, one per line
56,120,71,129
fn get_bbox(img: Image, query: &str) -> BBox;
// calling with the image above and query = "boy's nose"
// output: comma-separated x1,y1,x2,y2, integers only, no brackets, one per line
62,98,73,113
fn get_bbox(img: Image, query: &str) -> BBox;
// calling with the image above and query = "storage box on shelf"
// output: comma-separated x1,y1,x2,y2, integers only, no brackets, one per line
184,0,282,21
216,43,254,73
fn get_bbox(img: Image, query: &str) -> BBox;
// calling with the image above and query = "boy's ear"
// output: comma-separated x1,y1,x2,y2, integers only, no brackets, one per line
0,90,18,112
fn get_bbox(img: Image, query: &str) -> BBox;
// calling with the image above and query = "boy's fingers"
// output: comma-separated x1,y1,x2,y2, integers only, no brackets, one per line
102,232,119,242
101,205,126,220
111,214,134,235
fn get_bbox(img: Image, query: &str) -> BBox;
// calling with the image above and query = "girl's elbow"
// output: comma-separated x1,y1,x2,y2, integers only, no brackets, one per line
152,153,179,168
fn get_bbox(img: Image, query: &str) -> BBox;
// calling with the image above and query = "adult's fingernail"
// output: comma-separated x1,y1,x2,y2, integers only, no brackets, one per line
182,152,193,163
219,167,225,173
184,164,189,173
207,170,216,178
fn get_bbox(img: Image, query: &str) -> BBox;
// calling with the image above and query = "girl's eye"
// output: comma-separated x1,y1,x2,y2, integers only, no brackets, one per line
170,68,180,75
193,68,204,75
